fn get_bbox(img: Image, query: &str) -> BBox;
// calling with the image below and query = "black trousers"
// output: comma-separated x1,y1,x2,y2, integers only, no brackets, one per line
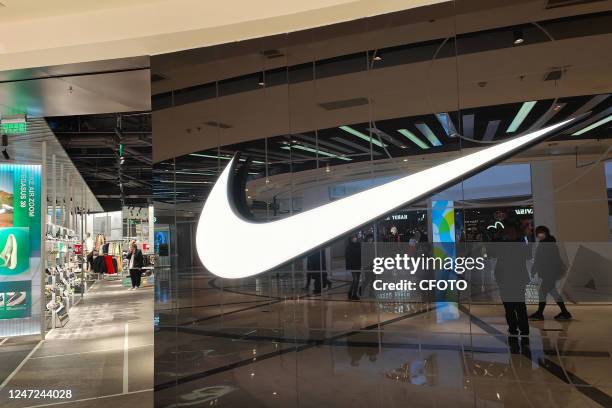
349,272,361,299
503,302,529,335
312,272,328,293
129,269,142,288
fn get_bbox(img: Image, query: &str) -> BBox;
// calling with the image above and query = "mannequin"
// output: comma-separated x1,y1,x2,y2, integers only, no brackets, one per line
85,233,94,253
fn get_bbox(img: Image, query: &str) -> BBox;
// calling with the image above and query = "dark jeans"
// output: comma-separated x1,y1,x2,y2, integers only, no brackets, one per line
503,302,529,335
349,272,361,299
129,269,142,288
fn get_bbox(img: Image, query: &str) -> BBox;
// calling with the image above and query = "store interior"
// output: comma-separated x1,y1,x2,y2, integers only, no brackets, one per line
0,58,154,407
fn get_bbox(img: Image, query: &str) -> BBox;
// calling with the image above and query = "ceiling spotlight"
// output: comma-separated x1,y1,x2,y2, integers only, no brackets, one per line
513,28,524,45
373,55,382,61
2,149,9,160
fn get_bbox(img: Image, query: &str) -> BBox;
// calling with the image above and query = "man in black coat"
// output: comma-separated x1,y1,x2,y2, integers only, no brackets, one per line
127,241,144,290
345,236,362,300
493,222,530,338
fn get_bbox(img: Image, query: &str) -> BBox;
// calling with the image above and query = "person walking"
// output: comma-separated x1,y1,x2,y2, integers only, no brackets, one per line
127,240,144,290
345,236,362,300
493,222,530,339
529,226,572,321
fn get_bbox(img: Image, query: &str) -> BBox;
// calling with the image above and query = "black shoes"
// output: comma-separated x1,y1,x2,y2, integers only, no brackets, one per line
529,311,572,321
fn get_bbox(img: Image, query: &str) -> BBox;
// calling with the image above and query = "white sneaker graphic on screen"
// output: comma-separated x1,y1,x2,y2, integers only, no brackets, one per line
0,234,17,269
7,292,26,306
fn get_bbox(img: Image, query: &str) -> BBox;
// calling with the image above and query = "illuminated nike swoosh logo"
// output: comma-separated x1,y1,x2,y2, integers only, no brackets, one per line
196,120,572,278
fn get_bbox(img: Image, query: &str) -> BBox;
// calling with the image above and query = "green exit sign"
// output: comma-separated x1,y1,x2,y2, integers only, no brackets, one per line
1,122,27,134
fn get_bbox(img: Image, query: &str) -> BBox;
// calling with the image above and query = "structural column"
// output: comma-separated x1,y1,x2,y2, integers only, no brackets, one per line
531,158,609,242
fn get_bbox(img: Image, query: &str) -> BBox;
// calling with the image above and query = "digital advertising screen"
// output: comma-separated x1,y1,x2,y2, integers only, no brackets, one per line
0,164,42,335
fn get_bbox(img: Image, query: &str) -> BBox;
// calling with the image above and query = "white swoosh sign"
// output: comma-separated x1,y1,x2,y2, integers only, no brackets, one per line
196,120,572,279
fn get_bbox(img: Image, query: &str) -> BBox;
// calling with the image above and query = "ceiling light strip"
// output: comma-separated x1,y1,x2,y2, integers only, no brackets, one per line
367,128,406,148
571,94,609,117
507,101,537,133
572,114,612,136
280,145,351,161
482,120,501,141
189,153,231,160
527,103,565,132
339,126,386,148
415,123,442,146
435,113,458,137
397,129,429,149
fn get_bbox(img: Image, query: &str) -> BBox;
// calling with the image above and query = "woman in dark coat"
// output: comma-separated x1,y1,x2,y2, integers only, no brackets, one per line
529,226,572,321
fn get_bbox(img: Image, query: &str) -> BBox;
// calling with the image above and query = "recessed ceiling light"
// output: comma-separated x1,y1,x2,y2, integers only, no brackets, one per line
513,28,524,45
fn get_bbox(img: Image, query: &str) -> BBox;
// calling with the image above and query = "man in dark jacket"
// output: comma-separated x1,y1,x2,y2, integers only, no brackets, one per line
345,236,362,300
493,222,530,338
127,241,144,290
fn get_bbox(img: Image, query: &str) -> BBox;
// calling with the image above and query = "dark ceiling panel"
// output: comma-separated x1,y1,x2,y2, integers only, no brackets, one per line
47,112,152,211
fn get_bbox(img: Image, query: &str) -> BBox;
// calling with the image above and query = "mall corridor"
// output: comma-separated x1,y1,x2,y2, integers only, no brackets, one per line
0,279,153,408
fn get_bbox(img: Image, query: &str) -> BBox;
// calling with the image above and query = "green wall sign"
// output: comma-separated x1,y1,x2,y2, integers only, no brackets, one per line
1,122,27,134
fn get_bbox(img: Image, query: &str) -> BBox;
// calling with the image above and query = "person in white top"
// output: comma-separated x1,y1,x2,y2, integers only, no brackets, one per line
126,240,144,290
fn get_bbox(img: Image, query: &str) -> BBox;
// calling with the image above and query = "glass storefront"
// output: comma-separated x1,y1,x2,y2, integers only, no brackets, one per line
152,2,612,407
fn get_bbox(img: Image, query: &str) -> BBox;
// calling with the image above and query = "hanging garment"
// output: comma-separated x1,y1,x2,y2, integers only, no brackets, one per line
92,256,107,273
104,255,116,274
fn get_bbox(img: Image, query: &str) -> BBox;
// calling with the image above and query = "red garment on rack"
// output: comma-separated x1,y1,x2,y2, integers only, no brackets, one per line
104,255,116,274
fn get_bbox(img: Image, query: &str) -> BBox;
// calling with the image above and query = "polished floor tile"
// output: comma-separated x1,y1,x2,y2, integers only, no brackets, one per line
0,279,153,408
156,272,612,407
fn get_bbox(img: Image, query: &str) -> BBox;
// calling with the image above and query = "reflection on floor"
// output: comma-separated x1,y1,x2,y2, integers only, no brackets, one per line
0,279,153,408
155,270,612,408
